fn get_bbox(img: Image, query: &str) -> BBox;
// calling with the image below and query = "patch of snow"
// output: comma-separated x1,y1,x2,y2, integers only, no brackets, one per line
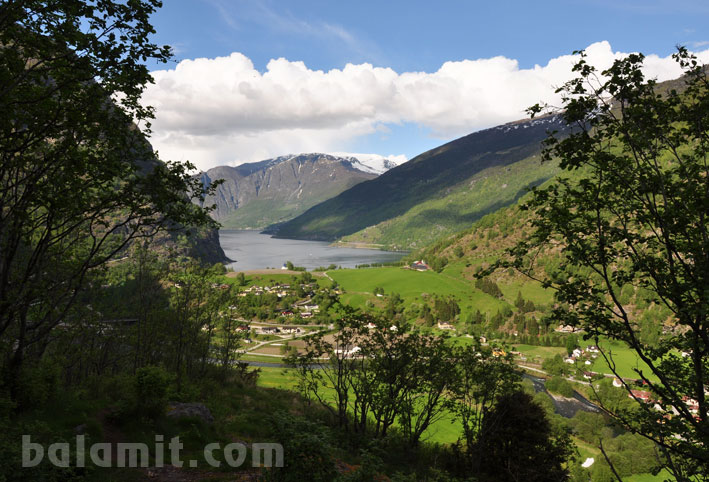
330,152,407,175
229,152,406,177
582,457,595,468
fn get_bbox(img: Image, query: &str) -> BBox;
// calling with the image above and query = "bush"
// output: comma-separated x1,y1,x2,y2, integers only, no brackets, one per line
262,412,337,482
134,366,172,419
15,362,60,410
545,376,575,398
542,354,571,377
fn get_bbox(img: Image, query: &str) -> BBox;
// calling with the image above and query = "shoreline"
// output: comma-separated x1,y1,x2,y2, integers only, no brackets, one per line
330,240,409,253
225,269,327,276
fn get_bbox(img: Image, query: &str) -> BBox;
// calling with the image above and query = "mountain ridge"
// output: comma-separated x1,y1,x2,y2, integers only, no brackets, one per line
197,153,402,230
269,115,567,247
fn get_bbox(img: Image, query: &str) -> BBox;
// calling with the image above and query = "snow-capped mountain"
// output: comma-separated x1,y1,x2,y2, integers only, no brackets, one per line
195,153,379,229
331,152,408,175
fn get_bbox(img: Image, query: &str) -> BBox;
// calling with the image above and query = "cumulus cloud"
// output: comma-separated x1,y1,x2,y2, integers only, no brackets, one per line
142,41,709,171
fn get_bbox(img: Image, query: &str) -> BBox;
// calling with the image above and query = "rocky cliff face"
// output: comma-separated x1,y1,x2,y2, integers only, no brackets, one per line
196,153,380,229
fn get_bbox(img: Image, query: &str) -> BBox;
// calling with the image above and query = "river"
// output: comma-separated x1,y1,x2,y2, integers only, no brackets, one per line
220,230,405,271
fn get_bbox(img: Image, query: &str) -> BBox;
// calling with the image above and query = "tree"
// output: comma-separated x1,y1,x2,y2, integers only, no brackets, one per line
288,310,456,446
565,333,579,356
0,1,218,400
391,327,456,447
476,391,573,482
452,343,520,473
503,48,709,477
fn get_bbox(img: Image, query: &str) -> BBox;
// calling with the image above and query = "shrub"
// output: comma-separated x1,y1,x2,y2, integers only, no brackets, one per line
134,366,172,419
262,412,337,482
546,376,575,398
15,362,60,410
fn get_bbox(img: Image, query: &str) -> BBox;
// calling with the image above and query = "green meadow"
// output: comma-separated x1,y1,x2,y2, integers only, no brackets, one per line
328,266,509,318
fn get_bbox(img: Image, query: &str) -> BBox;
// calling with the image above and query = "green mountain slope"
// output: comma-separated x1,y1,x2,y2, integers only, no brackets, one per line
340,153,559,250
270,115,567,246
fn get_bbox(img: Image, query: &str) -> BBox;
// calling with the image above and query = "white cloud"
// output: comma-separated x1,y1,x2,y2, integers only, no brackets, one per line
142,41,709,171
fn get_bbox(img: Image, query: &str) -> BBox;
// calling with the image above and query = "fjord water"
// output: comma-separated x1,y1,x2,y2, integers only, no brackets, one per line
220,230,405,271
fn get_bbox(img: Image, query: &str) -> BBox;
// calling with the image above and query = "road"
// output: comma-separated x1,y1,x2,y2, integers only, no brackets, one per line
238,324,330,354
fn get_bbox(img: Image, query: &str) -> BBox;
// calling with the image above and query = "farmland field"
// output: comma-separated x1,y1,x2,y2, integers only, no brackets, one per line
328,267,509,317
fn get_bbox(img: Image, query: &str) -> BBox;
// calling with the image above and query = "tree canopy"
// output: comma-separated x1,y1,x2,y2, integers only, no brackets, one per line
502,47,709,478
0,0,217,400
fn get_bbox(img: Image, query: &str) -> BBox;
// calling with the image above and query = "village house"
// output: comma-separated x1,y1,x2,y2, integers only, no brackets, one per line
409,260,429,271
555,324,577,333
281,327,301,335
437,321,455,330
335,345,361,358
683,396,700,414
629,389,653,403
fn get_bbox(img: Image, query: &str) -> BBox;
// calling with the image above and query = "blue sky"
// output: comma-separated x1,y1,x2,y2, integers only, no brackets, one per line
142,0,709,170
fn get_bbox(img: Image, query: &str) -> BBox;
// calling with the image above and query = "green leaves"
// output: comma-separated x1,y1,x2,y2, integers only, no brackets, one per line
504,47,709,476
0,1,219,403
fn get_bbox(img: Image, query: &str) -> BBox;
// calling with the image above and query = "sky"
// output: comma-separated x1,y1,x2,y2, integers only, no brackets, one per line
141,0,709,171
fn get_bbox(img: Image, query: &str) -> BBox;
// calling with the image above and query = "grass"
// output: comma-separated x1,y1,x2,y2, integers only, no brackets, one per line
221,272,308,286
580,339,659,382
512,344,566,364
256,366,300,390
572,436,600,460
626,470,672,481
329,266,509,318
498,279,554,306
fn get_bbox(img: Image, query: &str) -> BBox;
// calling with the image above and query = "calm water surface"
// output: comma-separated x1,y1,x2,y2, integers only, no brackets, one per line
220,230,405,271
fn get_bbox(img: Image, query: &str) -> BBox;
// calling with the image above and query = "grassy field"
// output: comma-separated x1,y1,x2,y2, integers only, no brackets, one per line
241,353,289,363
586,339,658,381
329,266,509,318
256,366,300,390
626,470,671,481
512,344,566,364
497,279,554,306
